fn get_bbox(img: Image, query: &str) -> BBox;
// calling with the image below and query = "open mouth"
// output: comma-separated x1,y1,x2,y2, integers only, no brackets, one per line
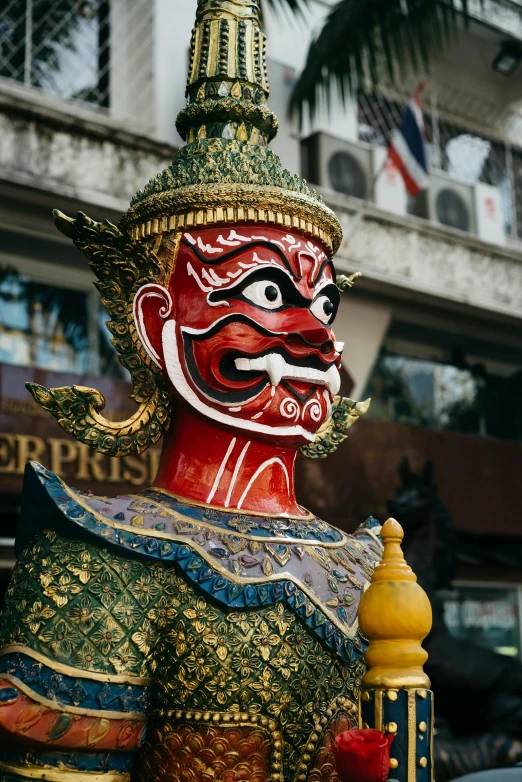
181,314,340,407
232,351,340,396
162,317,339,444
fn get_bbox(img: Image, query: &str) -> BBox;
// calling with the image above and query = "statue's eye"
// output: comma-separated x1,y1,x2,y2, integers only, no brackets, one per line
241,279,283,310
310,294,336,325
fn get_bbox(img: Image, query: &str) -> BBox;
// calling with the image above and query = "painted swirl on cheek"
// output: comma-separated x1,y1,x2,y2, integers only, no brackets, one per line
280,397,300,421
303,399,323,423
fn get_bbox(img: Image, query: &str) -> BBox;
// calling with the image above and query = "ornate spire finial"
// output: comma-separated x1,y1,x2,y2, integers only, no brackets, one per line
176,0,278,146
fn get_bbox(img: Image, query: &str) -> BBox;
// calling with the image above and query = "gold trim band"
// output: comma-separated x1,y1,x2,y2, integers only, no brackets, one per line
0,763,129,782
143,492,351,547
68,479,346,548
407,689,416,782
120,183,342,257
151,707,283,782
356,528,384,552
128,204,335,255
295,694,357,780
0,645,152,686
374,689,383,731
0,673,147,722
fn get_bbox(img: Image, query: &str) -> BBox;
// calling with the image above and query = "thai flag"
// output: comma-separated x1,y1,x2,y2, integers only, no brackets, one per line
388,88,429,197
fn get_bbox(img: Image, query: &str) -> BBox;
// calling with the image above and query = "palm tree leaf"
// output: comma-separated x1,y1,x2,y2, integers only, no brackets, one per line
289,0,473,124
263,0,308,16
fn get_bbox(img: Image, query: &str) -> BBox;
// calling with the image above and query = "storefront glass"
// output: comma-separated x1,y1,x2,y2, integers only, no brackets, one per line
0,266,90,373
442,585,521,659
365,346,522,441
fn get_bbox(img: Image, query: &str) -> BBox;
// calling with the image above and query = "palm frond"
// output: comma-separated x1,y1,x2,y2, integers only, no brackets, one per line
289,0,471,124
263,0,308,15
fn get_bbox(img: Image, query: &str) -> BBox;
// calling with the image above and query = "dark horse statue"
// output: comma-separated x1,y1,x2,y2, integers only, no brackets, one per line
389,459,522,780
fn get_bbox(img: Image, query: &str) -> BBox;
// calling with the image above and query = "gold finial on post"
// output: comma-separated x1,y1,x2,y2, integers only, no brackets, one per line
359,518,432,689
358,519,434,780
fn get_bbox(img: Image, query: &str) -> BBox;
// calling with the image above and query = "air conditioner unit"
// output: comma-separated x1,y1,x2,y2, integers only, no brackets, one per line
301,132,407,216
409,172,505,245
474,181,505,246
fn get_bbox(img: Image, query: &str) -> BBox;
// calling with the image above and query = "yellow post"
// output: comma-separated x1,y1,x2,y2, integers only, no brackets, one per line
358,518,434,782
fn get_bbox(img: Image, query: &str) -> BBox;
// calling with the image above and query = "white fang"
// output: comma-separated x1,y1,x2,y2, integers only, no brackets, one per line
235,354,341,396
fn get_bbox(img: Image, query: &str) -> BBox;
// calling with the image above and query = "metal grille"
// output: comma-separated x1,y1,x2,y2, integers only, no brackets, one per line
0,0,154,130
358,90,410,148
435,115,513,234
358,89,522,238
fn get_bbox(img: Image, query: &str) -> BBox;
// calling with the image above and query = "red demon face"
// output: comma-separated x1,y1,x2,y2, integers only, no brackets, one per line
134,225,343,446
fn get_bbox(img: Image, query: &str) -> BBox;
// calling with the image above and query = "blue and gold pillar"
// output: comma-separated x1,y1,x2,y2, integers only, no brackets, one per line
358,519,434,782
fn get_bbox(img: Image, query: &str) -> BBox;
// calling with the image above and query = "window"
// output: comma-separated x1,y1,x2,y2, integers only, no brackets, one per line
365,341,522,441
0,261,126,378
442,584,521,660
435,117,512,235
0,0,110,107
0,266,90,372
357,90,519,238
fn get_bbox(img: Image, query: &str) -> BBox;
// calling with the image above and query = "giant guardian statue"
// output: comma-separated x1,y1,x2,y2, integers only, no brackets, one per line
0,2,433,781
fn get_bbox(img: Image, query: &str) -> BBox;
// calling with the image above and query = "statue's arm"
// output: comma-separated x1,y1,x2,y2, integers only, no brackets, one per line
0,528,155,779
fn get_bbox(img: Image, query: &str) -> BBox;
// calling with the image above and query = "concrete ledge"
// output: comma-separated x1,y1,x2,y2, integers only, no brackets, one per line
0,83,176,213
465,0,522,39
0,79,177,156
0,87,521,321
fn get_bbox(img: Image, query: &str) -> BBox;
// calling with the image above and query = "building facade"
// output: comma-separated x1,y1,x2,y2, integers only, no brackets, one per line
1,0,522,653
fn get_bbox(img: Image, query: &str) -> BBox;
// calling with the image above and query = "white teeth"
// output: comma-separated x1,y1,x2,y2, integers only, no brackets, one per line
266,353,285,387
334,341,344,353
235,355,283,386
326,365,341,396
235,357,253,373
235,353,341,395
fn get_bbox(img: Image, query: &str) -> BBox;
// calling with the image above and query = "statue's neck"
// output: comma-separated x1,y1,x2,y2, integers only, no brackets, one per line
153,405,308,517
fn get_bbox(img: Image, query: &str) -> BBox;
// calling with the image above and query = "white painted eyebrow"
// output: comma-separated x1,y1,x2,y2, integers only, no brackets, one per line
313,275,336,295
205,261,301,306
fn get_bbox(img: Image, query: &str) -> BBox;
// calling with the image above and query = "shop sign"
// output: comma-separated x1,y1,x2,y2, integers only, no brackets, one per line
0,365,161,495
442,586,521,659
0,432,159,487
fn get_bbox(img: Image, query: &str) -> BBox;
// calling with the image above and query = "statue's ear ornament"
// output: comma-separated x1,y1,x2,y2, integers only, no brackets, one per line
26,211,172,457
336,271,362,291
299,270,368,459
299,396,370,459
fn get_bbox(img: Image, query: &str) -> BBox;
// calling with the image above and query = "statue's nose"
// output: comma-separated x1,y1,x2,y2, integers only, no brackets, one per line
285,325,335,354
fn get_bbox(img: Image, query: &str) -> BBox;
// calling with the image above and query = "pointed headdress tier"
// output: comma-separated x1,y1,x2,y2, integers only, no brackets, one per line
120,0,342,256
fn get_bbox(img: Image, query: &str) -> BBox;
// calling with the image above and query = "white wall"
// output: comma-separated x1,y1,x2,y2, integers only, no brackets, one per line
154,0,197,143
152,0,359,157
334,296,392,401
110,0,156,132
